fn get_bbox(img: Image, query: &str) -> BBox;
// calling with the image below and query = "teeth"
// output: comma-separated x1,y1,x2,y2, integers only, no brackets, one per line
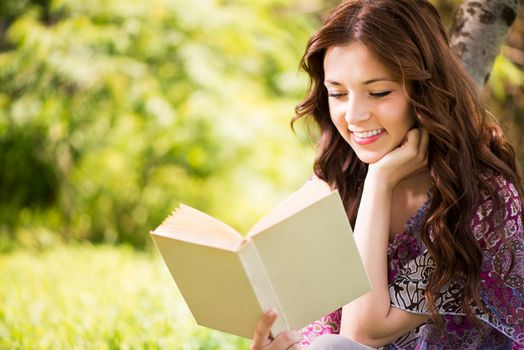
352,128,384,139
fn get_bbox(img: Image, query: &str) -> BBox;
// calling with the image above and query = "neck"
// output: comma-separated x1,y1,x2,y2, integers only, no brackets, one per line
394,169,433,196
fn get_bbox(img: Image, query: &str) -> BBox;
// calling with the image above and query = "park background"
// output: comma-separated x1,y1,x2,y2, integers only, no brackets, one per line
0,0,523,349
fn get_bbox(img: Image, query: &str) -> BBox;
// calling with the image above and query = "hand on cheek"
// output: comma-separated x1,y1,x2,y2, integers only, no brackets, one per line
367,127,429,188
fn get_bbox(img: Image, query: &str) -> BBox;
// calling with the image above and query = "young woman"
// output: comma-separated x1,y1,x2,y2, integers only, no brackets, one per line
250,0,524,349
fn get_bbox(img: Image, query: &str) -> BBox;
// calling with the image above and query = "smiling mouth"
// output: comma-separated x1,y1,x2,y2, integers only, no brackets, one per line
351,128,385,139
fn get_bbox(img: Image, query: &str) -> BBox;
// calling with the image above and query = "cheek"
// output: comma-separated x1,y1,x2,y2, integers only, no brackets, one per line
379,100,412,131
329,102,348,128
330,114,348,137
330,113,343,127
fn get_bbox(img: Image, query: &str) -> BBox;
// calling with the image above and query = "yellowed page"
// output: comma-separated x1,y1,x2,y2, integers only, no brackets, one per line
153,204,244,251
247,178,332,237
151,233,263,339
250,191,370,334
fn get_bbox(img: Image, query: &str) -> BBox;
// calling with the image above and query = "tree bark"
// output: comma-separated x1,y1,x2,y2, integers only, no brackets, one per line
450,0,524,86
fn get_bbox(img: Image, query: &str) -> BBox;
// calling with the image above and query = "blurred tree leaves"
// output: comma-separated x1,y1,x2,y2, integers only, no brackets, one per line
0,0,323,248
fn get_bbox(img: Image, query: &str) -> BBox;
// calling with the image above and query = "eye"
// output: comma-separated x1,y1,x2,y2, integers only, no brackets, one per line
370,91,391,98
328,92,347,99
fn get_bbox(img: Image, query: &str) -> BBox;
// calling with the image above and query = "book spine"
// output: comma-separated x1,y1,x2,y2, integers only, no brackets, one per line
238,240,288,336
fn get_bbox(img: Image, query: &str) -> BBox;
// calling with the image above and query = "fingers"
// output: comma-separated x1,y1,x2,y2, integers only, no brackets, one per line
406,127,421,147
407,127,429,158
270,330,302,350
397,129,420,164
414,128,429,177
251,310,304,350
404,128,429,176
286,344,304,350
398,128,419,156
411,128,428,163
251,309,278,350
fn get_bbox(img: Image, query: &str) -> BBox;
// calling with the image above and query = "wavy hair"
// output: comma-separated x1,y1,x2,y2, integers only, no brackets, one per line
293,0,524,328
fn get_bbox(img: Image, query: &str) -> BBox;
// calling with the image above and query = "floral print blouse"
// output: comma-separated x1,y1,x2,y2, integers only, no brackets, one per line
300,172,524,349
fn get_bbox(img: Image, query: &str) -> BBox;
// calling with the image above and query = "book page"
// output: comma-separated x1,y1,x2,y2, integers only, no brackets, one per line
247,178,332,237
151,234,263,338
152,204,244,252
249,191,370,333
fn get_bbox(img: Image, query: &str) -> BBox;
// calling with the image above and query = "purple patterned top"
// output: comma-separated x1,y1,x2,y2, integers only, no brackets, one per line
300,172,524,349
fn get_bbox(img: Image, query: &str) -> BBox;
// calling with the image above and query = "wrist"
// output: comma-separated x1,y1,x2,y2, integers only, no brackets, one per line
364,172,396,193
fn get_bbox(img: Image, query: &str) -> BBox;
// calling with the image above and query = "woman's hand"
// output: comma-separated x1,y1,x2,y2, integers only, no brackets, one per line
367,127,429,190
251,309,303,350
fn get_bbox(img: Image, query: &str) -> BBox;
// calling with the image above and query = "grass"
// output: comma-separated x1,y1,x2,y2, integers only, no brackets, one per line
0,244,251,349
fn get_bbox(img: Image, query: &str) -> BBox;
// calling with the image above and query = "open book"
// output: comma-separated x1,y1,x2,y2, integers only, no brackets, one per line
150,179,370,339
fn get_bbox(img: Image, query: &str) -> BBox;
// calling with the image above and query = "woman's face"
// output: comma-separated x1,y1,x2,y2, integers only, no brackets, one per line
323,42,415,164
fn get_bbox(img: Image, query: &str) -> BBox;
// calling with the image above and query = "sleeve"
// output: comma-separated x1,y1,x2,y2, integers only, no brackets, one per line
299,309,341,346
473,175,523,345
388,174,524,345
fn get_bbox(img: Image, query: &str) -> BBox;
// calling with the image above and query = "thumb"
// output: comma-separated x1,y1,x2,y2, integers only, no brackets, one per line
251,309,278,349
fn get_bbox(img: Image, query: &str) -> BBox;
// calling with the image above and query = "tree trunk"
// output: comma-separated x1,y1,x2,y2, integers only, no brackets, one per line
450,0,524,86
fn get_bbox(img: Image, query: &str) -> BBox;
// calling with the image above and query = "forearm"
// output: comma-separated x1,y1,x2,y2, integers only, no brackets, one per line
340,176,393,338
340,176,428,345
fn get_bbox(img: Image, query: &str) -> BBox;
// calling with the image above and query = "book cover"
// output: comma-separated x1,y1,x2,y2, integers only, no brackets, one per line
151,179,371,338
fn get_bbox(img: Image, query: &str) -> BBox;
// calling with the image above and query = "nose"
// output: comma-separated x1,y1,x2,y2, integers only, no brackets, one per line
344,97,371,124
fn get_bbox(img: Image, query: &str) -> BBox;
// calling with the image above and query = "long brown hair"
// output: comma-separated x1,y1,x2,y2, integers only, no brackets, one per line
293,0,524,328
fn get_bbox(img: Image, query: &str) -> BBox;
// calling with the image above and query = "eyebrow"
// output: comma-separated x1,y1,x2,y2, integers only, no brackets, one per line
324,78,393,86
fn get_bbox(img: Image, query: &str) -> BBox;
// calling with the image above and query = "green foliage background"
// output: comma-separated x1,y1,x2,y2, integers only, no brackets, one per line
0,0,324,249
0,0,523,348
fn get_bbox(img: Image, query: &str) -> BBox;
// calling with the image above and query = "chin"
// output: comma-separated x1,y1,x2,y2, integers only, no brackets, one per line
354,152,385,164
